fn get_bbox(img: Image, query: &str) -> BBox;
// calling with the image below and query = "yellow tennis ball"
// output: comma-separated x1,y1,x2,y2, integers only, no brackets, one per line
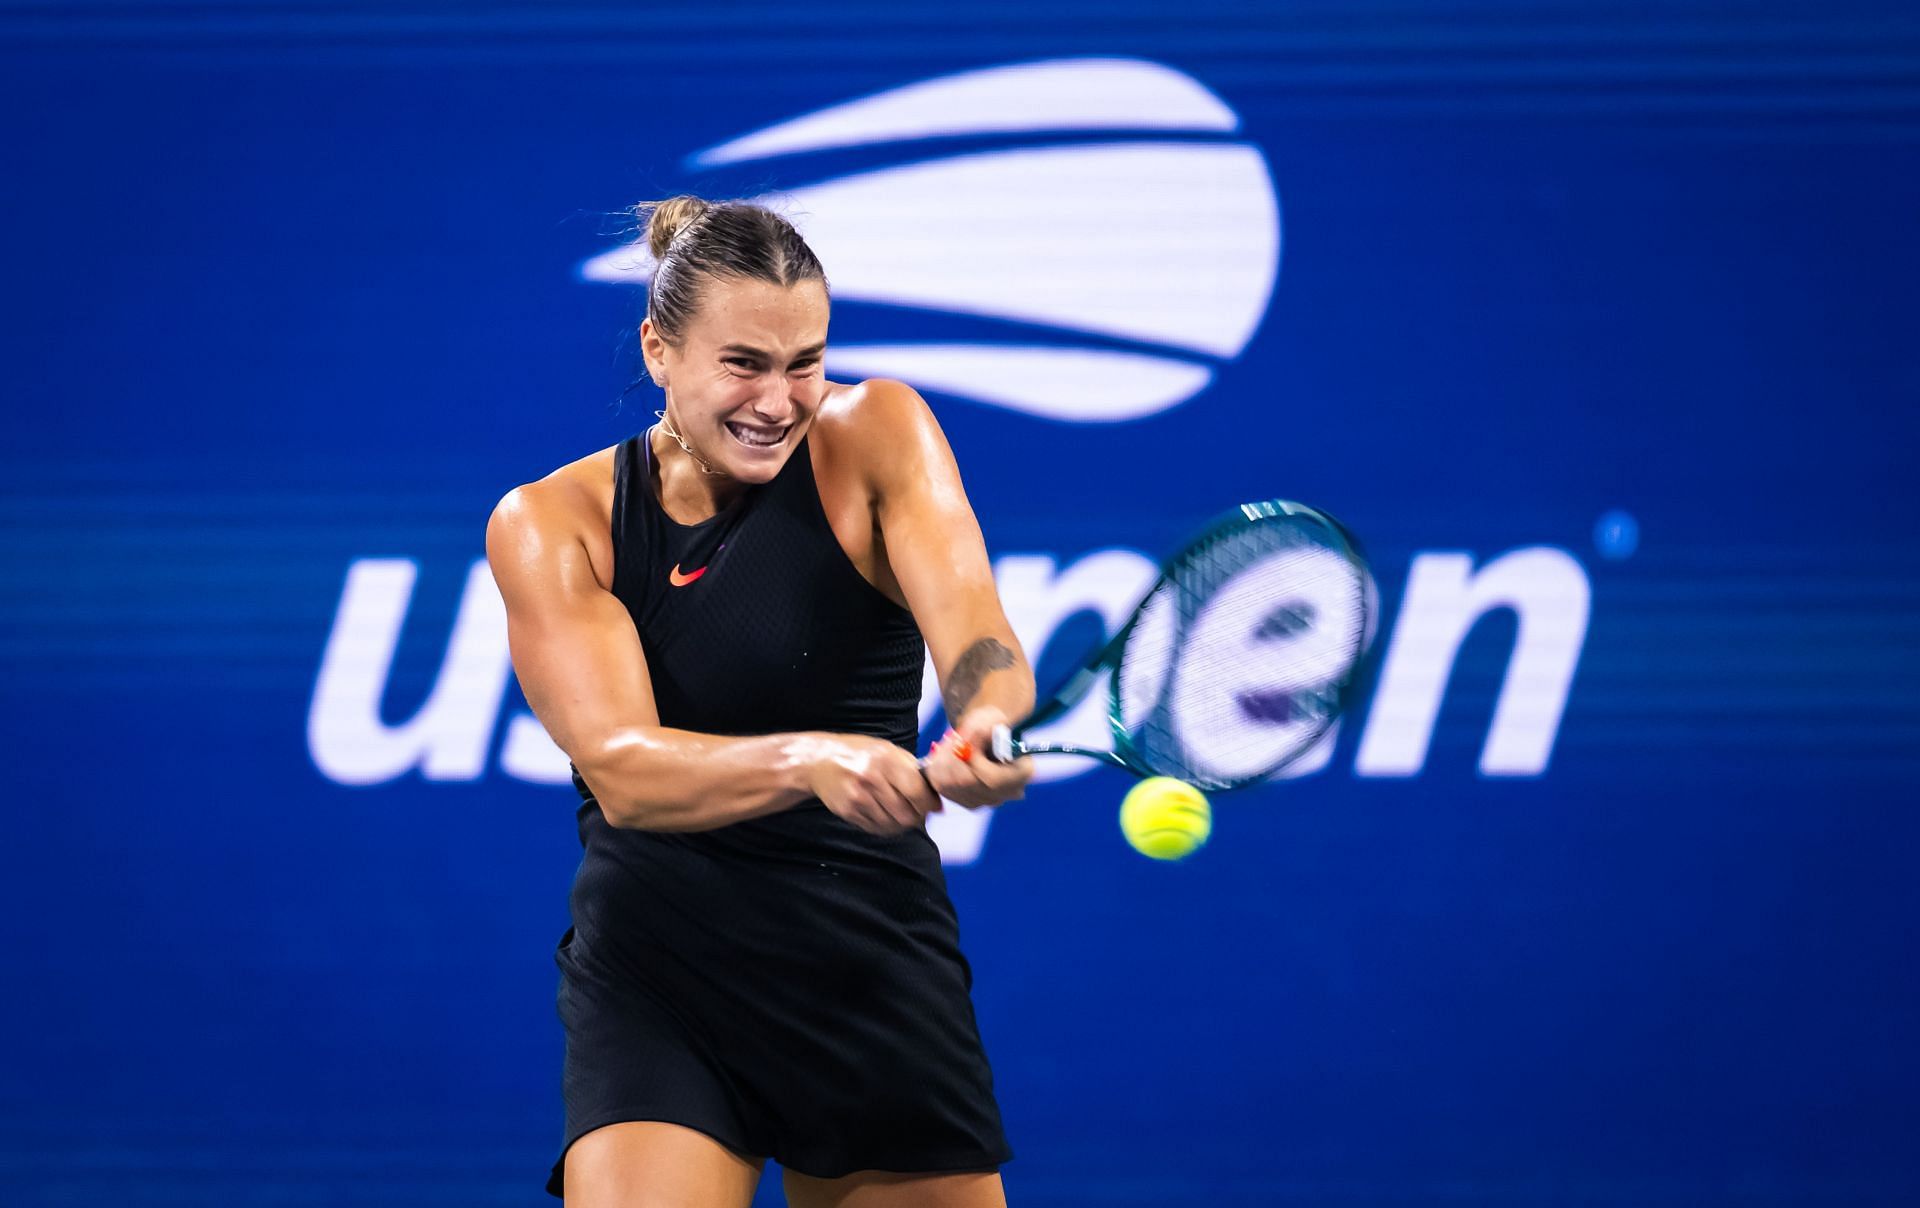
1119,777,1212,861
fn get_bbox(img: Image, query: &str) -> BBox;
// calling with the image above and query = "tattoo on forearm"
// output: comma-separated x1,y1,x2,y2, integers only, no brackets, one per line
944,638,1017,720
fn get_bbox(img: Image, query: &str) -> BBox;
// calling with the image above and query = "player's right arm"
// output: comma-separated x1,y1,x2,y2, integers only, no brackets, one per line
485,481,930,833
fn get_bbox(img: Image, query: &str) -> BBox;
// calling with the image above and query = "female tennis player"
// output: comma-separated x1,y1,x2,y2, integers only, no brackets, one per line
486,196,1035,1207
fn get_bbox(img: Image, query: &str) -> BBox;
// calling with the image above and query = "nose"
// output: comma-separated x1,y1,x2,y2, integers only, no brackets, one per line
750,374,798,421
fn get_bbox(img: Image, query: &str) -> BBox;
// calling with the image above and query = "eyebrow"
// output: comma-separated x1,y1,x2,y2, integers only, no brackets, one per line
719,342,826,361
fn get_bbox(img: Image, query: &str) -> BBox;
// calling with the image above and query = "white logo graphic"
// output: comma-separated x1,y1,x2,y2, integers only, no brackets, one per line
1163,546,1368,784
580,58,1282,423
305,60,1598,867
308,546,1592,865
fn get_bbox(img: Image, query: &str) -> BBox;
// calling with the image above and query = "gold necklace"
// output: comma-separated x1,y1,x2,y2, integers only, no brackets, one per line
652,409,725,477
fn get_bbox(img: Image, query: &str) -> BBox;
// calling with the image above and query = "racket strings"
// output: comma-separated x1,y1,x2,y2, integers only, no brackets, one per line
1113,518,1367,790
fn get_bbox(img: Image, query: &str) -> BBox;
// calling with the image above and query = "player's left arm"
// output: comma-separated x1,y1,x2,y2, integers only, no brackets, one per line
840,379,1035,808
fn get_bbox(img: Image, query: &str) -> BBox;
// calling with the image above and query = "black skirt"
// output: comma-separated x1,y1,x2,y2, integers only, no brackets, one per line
545,801,1010,1198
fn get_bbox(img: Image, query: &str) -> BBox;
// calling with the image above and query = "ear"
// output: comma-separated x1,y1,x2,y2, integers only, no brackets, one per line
639,318,669,386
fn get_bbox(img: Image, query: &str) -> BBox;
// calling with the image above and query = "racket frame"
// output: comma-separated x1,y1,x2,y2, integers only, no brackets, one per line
988,499,1371,789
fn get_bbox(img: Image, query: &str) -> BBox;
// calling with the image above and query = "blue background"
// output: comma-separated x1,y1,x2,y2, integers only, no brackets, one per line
4,2,1920,1204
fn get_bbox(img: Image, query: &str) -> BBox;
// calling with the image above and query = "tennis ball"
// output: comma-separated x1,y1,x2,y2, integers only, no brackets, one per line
1119,777,1212,861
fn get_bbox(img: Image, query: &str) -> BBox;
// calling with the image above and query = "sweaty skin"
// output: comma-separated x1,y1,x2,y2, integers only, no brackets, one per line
486,280,1034,832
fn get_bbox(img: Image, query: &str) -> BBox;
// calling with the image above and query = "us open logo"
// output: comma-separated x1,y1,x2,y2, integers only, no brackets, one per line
580,58,1283,423
308,60,1593,867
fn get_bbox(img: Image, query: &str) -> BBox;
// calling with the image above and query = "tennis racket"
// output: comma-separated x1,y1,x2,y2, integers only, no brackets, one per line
987,500,1373,792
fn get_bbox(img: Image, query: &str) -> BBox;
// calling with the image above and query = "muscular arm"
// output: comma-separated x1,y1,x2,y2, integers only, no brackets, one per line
486,483,864,831
829,380,1036,800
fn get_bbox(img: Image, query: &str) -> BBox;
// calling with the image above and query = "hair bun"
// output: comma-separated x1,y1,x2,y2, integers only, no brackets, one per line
643,195,713,260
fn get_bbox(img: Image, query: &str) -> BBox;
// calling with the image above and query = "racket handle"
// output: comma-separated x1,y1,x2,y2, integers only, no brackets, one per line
988,724,1016,763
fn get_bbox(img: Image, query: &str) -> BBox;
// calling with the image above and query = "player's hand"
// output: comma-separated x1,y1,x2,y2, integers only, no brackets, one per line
804,734,942,835
922,705,1034,809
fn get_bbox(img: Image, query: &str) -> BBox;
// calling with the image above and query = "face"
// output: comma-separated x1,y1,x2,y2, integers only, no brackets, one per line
641,276,830,484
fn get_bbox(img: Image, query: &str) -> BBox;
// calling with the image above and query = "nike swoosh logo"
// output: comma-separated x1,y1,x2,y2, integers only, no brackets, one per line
668,563,708,587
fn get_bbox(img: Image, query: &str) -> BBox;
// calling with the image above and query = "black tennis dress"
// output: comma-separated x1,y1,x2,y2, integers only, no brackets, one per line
544,430,1010,1197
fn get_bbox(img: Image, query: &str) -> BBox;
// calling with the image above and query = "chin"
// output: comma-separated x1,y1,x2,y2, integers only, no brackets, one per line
724,452,789,483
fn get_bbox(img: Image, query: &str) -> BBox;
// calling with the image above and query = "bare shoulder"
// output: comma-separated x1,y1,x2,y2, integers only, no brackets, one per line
810,378,946,492
813,377,935,438
485,443,622,593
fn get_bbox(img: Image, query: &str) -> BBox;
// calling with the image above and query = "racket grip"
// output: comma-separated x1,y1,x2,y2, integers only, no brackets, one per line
988,724,1016,763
